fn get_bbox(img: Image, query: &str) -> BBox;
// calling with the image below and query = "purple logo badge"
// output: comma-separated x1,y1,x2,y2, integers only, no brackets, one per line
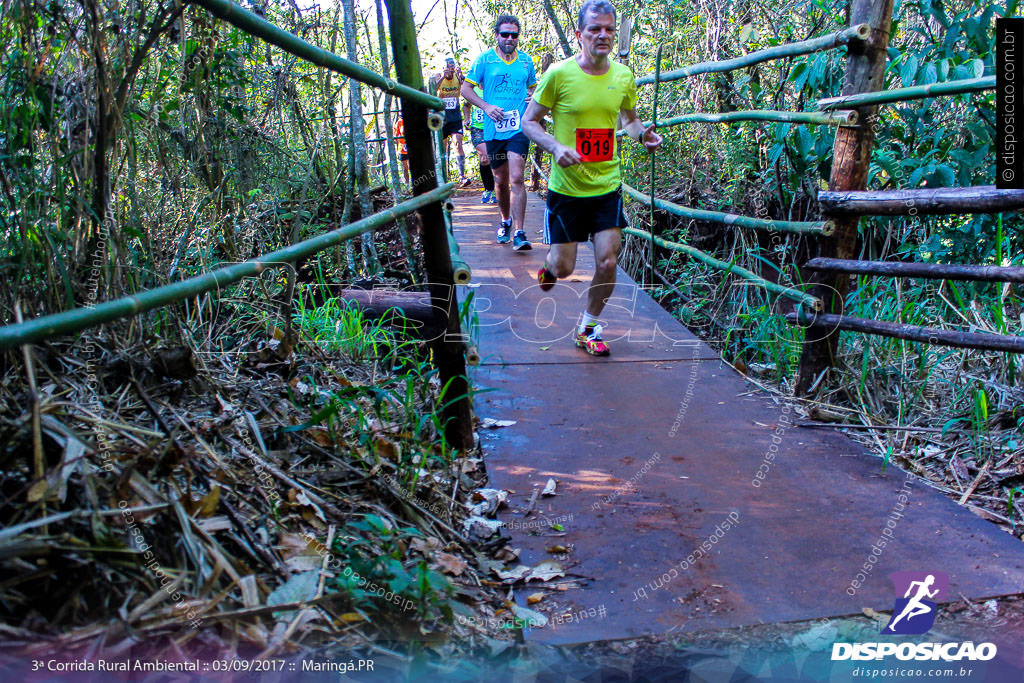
883,571,948,635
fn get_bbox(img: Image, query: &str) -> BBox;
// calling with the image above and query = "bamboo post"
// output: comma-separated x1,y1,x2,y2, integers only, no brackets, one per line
385,0,474,451
795,0,896,396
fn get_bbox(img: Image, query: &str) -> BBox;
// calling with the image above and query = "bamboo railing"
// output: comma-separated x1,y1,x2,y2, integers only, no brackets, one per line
2,0,476,447
0,185,455,350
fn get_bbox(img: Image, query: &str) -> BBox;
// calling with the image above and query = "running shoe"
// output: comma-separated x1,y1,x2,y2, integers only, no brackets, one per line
537,267,557,291
488,192,498,204
496,220,512,244
512,230,532,251
480,190,491,204
574,324,610,356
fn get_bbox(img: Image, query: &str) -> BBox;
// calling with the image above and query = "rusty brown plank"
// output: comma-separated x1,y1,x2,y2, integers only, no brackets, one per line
451,193,1024,646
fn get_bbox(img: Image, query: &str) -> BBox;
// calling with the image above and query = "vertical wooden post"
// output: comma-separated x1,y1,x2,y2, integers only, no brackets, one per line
794,0,895,395
384,0,475,451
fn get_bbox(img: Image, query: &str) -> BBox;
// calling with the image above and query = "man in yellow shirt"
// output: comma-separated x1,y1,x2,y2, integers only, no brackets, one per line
523,0,662,356
435,58,470,185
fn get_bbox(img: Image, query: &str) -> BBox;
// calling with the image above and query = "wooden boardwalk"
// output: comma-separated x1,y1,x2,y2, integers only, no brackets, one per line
452,191,1024,646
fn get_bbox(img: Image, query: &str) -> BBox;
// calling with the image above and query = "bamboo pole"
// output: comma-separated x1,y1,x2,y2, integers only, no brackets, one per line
0,185,455,350
795,0,896,395
385,0,473,451
623,227,823,310
189,0,443,110
635,24,870,86
440,203,471,285
621,110,858,133
816,76,994,110
818,185,1024,216
622,183,832,235
803,258,1024,283
785,311,1024,353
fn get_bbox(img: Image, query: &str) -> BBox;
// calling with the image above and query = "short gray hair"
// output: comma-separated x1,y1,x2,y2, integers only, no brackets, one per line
577,0,616,29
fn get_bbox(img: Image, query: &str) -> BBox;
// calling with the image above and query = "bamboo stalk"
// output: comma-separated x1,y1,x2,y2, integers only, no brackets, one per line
441,207,471,285
622,183,832,235
0,186,455,350
385,0,473,451
818,185,1024,216
816,76,995,110
623,226,823,310
803,257,1024,283
635,24,870,86
785,310,1024,353
622,110,857,133
189,0,443,110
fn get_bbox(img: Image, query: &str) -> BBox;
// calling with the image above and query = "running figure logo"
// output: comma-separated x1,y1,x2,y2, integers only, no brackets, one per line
883,571,948,635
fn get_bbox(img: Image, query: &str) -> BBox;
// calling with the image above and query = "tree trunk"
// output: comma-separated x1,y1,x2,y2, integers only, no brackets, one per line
342,0,379,273
794,0,895,396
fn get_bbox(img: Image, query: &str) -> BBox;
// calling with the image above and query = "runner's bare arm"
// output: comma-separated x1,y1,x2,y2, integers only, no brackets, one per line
620,107,664,152
523,100,581,168
461,82,503,121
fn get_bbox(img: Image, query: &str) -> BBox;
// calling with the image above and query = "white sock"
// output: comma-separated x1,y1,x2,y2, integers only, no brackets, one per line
578,312,598,334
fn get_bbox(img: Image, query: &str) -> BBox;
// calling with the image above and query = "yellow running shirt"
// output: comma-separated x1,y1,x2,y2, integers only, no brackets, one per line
436,75,462,120
532,57,638,197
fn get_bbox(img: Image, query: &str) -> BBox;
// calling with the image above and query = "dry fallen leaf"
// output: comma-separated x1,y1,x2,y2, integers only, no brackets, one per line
526,560,565,582
481,418,517,429
541,478,557,496
435,552,468,576
527,592,545,605
546,545,570,554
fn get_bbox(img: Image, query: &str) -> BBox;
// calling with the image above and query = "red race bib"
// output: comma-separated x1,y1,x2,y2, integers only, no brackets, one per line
575,128,614,162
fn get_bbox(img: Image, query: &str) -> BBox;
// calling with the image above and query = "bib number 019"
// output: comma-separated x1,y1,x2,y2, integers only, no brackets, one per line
576,128,614,162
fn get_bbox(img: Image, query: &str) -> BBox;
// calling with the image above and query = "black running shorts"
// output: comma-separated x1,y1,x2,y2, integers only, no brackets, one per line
486,132,530,170
442,119,464,138
544,188,628,244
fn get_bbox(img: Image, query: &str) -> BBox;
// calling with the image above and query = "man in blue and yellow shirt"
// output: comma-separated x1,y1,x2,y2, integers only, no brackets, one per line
462,15,537,251
523,0,663,356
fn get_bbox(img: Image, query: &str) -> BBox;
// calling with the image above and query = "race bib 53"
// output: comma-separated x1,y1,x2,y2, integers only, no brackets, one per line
576,128,614,162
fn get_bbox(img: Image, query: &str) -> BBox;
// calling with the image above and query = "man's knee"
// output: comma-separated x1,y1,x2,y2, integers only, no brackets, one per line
596,253,617,273
550,259,574,278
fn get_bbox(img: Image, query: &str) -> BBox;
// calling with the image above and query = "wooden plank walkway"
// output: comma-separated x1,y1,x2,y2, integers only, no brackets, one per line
452,191,1024,646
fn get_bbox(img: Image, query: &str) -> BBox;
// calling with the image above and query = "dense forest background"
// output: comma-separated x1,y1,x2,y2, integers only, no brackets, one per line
0,0,1021,654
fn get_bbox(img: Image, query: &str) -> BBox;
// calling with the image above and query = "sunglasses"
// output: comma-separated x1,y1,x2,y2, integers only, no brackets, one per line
498,31,519,38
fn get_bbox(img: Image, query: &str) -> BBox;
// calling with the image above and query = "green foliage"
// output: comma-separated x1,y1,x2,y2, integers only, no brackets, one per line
330,514,455,619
